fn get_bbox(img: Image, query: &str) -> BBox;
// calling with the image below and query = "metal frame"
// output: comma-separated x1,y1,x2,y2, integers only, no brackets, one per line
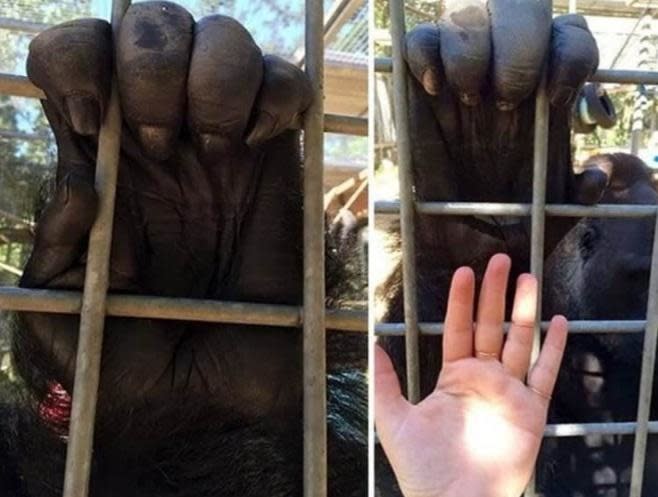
375,1,658,496
0,1,367,496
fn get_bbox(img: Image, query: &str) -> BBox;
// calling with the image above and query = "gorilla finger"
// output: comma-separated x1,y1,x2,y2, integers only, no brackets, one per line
117,2,194,160
27,19,112,136
404,24,442,95
439,0,490,106
489,0,552,110
548,15,599,108
188,15,263,163
20,174,98,288
246,55,312,147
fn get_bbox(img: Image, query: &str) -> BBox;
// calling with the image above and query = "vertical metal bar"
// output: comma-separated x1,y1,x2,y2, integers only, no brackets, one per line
631,13,653,155
629,213,658,497
568,0,577,13
524,69,550,497
526,2,552,494
303,0,327,496
530,72,550,366
389,0,421,404
62,1,128,496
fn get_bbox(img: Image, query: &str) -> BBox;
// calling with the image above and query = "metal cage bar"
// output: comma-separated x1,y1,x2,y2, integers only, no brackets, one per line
375,320,646,335
629,213,658,496
62,2,129,496
303,0,327,494
0,287,366,331
388,0,421,404
375,201,658,218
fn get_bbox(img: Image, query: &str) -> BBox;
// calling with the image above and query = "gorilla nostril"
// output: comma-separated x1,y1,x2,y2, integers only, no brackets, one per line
137,125,177,161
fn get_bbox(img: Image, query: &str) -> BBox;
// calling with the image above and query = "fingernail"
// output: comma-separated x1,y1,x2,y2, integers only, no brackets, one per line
550,88,575,107
460,92,480,106
246,112,277,147
137,125,177,161
422,69,440,95
65,95,99,136
195,133,232,164
496,99,516,112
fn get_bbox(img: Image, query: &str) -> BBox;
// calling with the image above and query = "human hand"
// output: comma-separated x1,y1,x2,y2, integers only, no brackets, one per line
375,254,568,497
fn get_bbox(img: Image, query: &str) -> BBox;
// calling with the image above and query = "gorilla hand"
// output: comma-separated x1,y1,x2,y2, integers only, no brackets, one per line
17,1,312,421
403,0,605,206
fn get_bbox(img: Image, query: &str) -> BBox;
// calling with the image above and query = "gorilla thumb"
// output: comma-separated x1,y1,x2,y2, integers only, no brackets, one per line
20,173,98,288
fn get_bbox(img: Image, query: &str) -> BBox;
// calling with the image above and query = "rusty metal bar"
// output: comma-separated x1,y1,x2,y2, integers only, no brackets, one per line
374,320,646,336
0,73,366,136
375,200,658,218
303,0,327,494
62,2,129,496
0,287,367,332
629,212,658,497
389,0,421,404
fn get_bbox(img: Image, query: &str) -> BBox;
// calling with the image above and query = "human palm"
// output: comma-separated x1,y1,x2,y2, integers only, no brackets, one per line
375,255,568,497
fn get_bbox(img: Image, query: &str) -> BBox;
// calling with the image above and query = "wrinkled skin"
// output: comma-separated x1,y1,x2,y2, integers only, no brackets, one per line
377,1,657,496
1,3,366,497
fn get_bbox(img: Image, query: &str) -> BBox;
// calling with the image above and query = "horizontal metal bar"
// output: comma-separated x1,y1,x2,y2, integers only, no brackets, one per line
0,129,50,141
324,113,367,136
0,287,367,332
591,69,658,85
0,261,22,277
374,57,658,85
0,16,50,33
375,200,658,218
545,421,658,437
0,73,44,98
375,320,647,336
0,74,366,136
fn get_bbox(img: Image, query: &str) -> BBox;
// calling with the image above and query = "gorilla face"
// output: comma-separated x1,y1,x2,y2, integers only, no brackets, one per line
6,3,367,497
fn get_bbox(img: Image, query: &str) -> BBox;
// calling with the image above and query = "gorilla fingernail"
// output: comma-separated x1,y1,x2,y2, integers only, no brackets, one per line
496,99,516,112
246,112,277,147
195,133,232,164
460,92,480,106
137,125,177,161
65,95,100,136
421,69,440,95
